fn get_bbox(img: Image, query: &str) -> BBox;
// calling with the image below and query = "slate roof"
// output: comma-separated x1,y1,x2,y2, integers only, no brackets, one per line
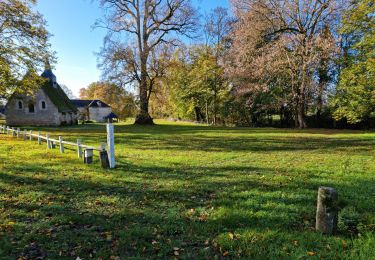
41,69,56,79
41,70,77,113
70,99,92,108
104,112,118,119
71,99,111,108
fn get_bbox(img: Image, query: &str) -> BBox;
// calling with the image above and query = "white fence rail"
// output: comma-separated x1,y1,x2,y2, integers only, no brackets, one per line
0,124,115,169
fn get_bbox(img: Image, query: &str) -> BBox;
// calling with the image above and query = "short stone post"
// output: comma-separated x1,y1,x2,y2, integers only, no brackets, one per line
316,187,338,235
38,132,41,145
84,149,93,164
23,130,27,140
59,136,64,153
77,139,82,158
106,123,115,168
16,128,20,138
99,143,110,169
12,127,16,137
29,130,33,141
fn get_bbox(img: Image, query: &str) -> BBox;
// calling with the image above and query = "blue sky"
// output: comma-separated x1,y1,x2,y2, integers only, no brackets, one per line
36,0,230,96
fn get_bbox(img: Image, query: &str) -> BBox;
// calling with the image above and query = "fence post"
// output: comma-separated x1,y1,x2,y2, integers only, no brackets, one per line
106,123,115,168
77,139,82,158
38,132,41,145
29,130,33,141
46,134,50,149
23,130,27,140
59,136,64,153
16,128,20,138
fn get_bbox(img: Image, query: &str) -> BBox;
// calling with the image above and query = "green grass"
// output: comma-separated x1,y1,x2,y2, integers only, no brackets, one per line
1,120,375,259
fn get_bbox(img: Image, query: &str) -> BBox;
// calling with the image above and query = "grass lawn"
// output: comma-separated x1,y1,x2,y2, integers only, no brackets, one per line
1,120,375,259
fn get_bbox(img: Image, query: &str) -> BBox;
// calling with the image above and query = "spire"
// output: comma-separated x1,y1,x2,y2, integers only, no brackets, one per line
44,58,51,71
41,58,57,88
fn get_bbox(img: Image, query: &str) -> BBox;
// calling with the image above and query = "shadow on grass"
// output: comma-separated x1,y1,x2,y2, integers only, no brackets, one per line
1,158,375,258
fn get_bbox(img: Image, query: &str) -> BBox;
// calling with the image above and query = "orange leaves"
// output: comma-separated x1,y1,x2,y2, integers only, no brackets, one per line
307,251,316,256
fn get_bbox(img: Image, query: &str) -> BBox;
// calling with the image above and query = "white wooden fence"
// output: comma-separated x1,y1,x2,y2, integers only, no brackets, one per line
0,124,115,169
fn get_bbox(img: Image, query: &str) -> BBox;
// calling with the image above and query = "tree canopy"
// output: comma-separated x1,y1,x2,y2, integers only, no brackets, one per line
0,0,53,97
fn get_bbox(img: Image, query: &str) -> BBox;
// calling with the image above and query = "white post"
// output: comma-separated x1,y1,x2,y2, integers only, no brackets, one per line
77,139,82,158
38,132,41,145
106,123,115,168
29,130,33,141
46,134,50,149
16,128,20,138
23,130,27,140
59,136,64,153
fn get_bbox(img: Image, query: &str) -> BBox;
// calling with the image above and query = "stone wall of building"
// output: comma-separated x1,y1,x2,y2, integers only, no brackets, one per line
89,107,112,122
6,89,61,126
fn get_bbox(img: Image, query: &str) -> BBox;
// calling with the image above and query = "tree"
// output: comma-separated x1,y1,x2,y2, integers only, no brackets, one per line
333,0,375,124
203,7,232,125
80,82,137,119
0,0,53,97
97,0,198,125
229,0,341,128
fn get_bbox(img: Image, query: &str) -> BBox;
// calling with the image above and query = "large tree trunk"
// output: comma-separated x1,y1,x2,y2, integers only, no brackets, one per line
297,101,307,129
135,48,154,125
316,82,324,126
297,55,308,129
135,80,154,125
297,84,307,129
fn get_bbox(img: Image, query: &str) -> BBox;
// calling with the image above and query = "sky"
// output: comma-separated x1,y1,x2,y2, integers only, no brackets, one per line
36,0,230,97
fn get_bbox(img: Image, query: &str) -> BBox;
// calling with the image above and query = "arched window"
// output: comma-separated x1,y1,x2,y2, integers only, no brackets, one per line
17,100,23,110
28,103,35,113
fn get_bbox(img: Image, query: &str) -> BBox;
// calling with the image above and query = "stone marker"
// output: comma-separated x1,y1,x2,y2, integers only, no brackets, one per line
316,186,338,235
99,143,110,169
84,149,93,164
